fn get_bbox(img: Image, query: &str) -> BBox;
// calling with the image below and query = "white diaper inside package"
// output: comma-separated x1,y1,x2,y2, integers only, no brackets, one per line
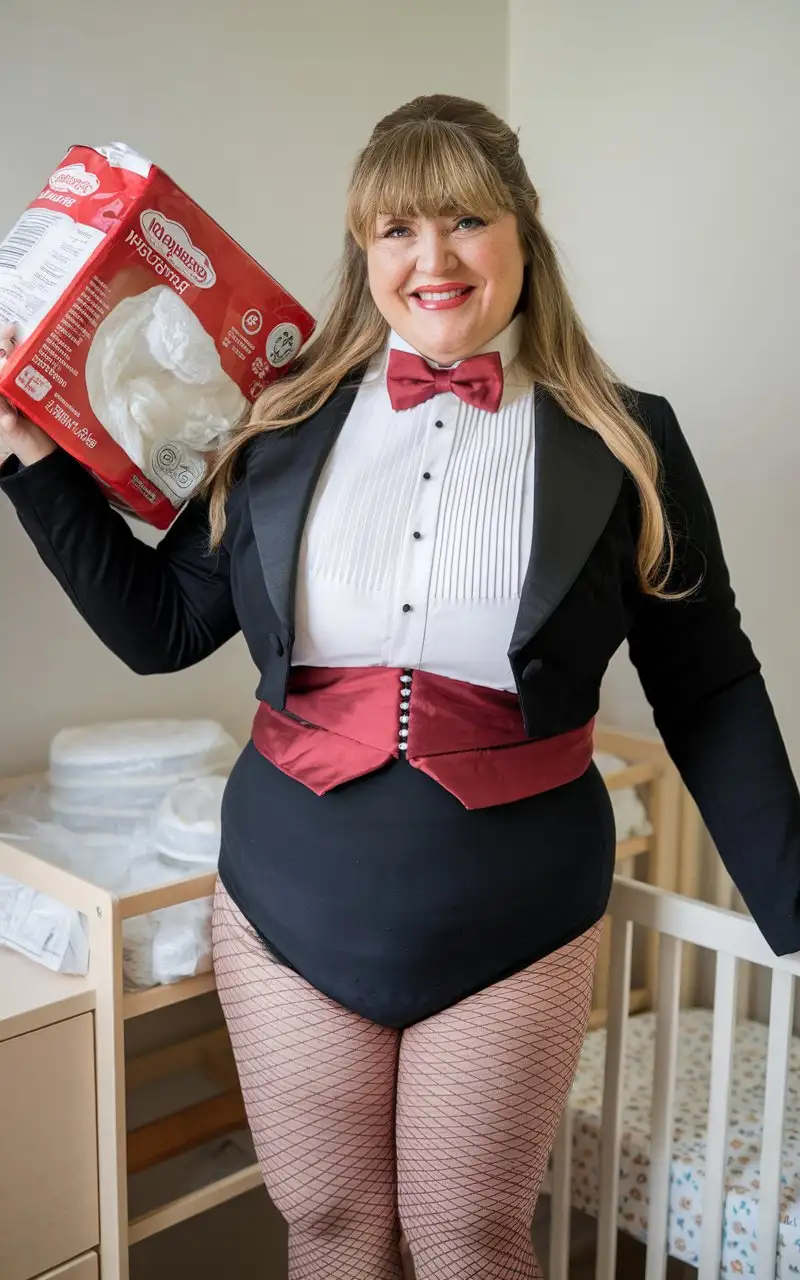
0,143,314,526
85,285,247,473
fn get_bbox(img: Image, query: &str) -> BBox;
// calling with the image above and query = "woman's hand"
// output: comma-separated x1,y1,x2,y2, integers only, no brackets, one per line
0,324,57,467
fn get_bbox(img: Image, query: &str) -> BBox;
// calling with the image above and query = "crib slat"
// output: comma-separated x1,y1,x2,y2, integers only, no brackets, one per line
548,1108,574,1280
596,917,633,1280
756,968,795,1280
698,951,738,1280
645,934,683,1280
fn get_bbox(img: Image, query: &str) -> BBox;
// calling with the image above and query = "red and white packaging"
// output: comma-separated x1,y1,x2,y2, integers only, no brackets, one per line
0,143,315,527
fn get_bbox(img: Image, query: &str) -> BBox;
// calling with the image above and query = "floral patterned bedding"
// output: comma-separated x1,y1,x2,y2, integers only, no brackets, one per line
565,1008,800,1276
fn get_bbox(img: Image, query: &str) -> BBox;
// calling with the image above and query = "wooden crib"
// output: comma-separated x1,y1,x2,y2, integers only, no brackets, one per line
548,832,800,1279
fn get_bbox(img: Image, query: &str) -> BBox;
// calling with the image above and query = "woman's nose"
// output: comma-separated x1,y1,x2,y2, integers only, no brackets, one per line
415,228,457,277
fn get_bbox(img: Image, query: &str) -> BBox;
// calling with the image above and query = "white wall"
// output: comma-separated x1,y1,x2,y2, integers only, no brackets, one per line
509,0,800,768
0,0,507,775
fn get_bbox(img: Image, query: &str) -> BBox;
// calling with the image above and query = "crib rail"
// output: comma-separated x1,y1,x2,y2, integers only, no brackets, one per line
550,879,800,1280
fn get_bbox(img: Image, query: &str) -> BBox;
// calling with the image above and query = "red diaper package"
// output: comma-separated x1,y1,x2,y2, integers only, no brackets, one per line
0,143,315,526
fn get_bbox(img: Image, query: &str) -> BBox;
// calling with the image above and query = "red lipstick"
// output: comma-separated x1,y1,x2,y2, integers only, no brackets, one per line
409,284,475,312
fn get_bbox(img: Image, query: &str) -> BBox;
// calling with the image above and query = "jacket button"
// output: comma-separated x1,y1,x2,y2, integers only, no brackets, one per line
522,657,544,679
268,632,285,656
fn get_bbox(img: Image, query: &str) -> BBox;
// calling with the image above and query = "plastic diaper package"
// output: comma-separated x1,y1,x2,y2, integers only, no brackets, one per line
0,142,315,526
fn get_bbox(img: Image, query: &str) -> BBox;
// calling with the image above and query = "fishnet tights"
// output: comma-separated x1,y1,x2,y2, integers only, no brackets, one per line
212,881,600,1279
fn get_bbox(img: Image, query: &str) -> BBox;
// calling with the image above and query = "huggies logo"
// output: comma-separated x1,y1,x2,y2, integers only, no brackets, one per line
139,210,216,289
48,163,101,197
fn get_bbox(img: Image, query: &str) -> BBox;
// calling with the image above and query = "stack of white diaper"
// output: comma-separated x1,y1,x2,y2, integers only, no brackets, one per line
48,718,237,834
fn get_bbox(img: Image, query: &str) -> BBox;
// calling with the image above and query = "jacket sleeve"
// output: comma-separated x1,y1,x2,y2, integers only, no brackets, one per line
627,397,800,954
0,449,240,675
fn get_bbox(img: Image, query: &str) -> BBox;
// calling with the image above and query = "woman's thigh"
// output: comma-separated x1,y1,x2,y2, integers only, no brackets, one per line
395,923,602,1275
212,880,400,1229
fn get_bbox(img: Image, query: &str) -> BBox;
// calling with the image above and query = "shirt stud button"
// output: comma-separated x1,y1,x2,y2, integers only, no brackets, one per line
423,471,431,480
402,603,412,613
413,531,421,540
435,419,444,428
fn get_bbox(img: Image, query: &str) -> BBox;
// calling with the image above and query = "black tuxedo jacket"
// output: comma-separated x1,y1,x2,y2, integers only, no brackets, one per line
2,380,799,952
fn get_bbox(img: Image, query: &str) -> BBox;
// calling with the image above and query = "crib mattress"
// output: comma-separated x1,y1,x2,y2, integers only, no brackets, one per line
568,1008,800,1276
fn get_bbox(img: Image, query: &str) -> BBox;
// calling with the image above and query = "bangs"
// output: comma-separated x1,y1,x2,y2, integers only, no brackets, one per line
348,120,512,244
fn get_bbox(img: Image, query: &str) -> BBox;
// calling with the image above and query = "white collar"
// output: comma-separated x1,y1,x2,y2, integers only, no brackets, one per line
386,312,524,372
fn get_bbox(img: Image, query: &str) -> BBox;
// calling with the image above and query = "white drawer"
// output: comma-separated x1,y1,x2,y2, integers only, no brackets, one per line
0,1014,99,1280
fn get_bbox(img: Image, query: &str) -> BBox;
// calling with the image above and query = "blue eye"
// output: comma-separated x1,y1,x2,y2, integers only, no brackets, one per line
455,216,486,231
383,224,412,238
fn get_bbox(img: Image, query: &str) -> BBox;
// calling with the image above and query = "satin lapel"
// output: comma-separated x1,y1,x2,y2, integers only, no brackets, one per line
509,389,624,655
247,377,363,637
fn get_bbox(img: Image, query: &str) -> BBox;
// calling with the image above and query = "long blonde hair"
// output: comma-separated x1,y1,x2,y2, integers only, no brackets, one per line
207,94,671,594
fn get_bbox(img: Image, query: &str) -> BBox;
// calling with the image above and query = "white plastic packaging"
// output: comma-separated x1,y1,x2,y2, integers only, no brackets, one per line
153,775,226,868
595,752,653,840
49,718,238,786
48,718,238,835
0,873,89,975
0,800,145,976
122,858,213,990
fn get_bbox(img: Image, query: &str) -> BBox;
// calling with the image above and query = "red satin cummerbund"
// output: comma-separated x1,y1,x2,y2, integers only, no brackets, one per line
251,667,595,811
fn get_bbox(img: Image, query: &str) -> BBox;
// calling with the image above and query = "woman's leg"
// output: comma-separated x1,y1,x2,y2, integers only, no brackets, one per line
212,881,403,1280
396,923,602,1279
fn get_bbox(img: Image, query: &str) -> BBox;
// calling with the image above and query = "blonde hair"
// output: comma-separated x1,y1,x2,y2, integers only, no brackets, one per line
207,94,672,594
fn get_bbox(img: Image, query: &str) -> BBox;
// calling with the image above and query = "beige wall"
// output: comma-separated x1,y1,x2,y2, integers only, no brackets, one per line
509,0,800,769
0,0,507,776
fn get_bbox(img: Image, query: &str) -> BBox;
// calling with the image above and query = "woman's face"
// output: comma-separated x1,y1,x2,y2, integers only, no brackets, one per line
367,211,526,366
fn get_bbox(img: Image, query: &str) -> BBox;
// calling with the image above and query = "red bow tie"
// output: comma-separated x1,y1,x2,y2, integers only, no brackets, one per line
386,348,504,414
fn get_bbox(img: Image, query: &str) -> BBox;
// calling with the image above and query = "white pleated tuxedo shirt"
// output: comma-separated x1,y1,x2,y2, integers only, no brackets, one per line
293,315,536,691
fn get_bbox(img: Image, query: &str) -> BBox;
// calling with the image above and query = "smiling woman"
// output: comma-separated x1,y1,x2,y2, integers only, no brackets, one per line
207,96,670,600
2,93,799,1280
